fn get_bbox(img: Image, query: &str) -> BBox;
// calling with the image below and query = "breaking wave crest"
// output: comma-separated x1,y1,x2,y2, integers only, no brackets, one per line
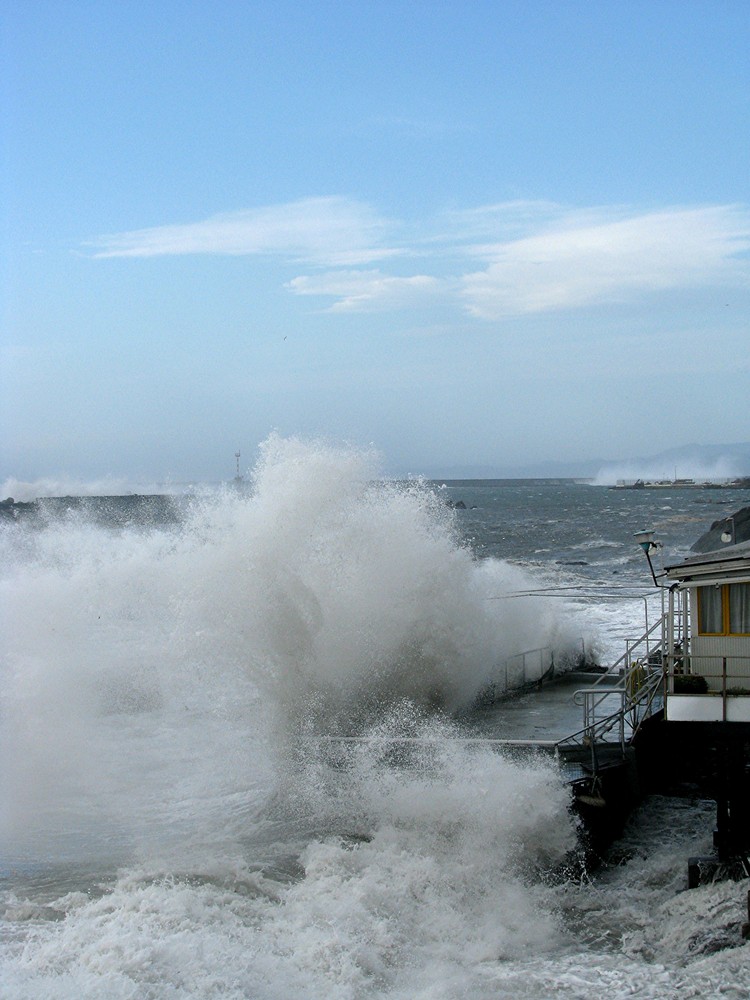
0,435,575,855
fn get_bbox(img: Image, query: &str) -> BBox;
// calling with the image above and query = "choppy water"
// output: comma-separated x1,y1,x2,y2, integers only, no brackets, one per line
2,436,748,998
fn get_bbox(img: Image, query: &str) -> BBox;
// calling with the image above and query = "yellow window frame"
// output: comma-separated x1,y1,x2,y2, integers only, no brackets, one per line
697,586,726,635
697,583,750,636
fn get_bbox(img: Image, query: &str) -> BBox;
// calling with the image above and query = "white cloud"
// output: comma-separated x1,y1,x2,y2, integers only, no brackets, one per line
288,270,442,312
461,205,750,318
89,199,750,319
90,196,399,266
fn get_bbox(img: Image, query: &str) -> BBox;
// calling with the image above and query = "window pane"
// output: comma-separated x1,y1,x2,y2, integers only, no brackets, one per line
728,583,750,634
698,587,724,633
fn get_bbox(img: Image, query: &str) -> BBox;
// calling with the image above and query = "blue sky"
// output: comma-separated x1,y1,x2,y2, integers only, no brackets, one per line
2,0,749,483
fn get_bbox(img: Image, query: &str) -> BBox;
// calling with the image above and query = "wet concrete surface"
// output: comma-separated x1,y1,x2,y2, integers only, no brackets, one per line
469,671,622,743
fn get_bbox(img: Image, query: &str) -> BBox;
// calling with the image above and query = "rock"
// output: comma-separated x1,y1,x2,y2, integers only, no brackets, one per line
691,506,750,552
0,498,39,520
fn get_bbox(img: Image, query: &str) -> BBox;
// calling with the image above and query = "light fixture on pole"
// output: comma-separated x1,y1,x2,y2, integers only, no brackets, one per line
634,529,661,586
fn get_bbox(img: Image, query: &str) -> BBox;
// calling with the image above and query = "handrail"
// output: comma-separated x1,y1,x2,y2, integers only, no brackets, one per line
573,615,666,709
664,653,750,676
663,654,750,707
557,665,663,762
501,644,556,689
607,613,668,676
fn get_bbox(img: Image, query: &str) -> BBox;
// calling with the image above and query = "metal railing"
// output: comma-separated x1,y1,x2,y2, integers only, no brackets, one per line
476,643,558,704
501,644,556,690
556,608,672,766
606,610,667,676
663,654,750,723
567,612,668,719
663,653,750,691
560,659,664,757
478,639,589,704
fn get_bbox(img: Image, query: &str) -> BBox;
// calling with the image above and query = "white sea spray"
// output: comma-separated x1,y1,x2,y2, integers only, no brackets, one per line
2,437,748,999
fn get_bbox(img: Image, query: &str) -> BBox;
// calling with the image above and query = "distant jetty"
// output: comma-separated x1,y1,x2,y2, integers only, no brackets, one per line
610,477,750,490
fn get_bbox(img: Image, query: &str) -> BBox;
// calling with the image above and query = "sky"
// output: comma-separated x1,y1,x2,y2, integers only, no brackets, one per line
2,0,749,484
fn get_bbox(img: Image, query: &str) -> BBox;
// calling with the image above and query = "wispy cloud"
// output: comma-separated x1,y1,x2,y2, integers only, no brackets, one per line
89,198,750,319
89,196,399,266
461,205,750,318
288,270,443,312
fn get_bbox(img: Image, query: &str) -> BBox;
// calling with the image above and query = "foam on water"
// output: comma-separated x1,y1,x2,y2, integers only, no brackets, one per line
1,721,577,999
3,785,749,999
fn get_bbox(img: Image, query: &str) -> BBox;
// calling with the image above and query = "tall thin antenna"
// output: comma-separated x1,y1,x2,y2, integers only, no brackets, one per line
235,450,241,480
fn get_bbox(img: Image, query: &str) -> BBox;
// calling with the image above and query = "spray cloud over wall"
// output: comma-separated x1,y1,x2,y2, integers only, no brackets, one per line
0,435,573,856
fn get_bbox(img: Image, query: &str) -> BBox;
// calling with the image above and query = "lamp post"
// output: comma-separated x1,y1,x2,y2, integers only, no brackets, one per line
634,529,661,587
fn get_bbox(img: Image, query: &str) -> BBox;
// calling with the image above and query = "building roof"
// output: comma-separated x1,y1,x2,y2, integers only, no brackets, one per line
665,539,750,583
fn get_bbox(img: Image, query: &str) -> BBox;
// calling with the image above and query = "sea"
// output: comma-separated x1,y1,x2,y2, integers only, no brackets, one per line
2,436,749,999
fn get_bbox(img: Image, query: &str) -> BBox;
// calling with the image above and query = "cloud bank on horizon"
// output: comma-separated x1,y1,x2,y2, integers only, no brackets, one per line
90,199,750,320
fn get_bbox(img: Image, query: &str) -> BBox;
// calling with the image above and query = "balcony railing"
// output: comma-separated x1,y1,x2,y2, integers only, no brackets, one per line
662,653,750,722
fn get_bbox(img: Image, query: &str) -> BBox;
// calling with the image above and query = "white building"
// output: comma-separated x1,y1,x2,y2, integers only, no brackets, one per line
663,540,750,723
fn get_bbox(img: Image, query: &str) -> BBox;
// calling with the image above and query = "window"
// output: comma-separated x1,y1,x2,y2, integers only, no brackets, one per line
729,584,750,634
698,586,724,634
697,582,750,636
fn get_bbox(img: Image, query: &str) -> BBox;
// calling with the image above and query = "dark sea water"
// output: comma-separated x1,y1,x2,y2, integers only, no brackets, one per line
2,439,749,998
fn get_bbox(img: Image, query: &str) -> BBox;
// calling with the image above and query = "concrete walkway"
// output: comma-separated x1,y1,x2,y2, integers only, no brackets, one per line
469,671,621,743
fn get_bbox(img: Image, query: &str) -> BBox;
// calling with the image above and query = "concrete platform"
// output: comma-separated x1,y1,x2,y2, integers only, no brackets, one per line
468,671,621,743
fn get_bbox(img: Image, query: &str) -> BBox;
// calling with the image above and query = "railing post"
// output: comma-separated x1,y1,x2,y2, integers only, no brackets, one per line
722,657,727,722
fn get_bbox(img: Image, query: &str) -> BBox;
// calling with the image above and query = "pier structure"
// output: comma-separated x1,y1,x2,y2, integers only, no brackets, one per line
470,576,750,930
649,538,750,895
550,532,750,929
316,526,750,935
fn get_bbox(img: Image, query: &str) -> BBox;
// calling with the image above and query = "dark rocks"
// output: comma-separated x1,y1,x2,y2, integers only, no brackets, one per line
691,506,750,552
0,498,38,520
